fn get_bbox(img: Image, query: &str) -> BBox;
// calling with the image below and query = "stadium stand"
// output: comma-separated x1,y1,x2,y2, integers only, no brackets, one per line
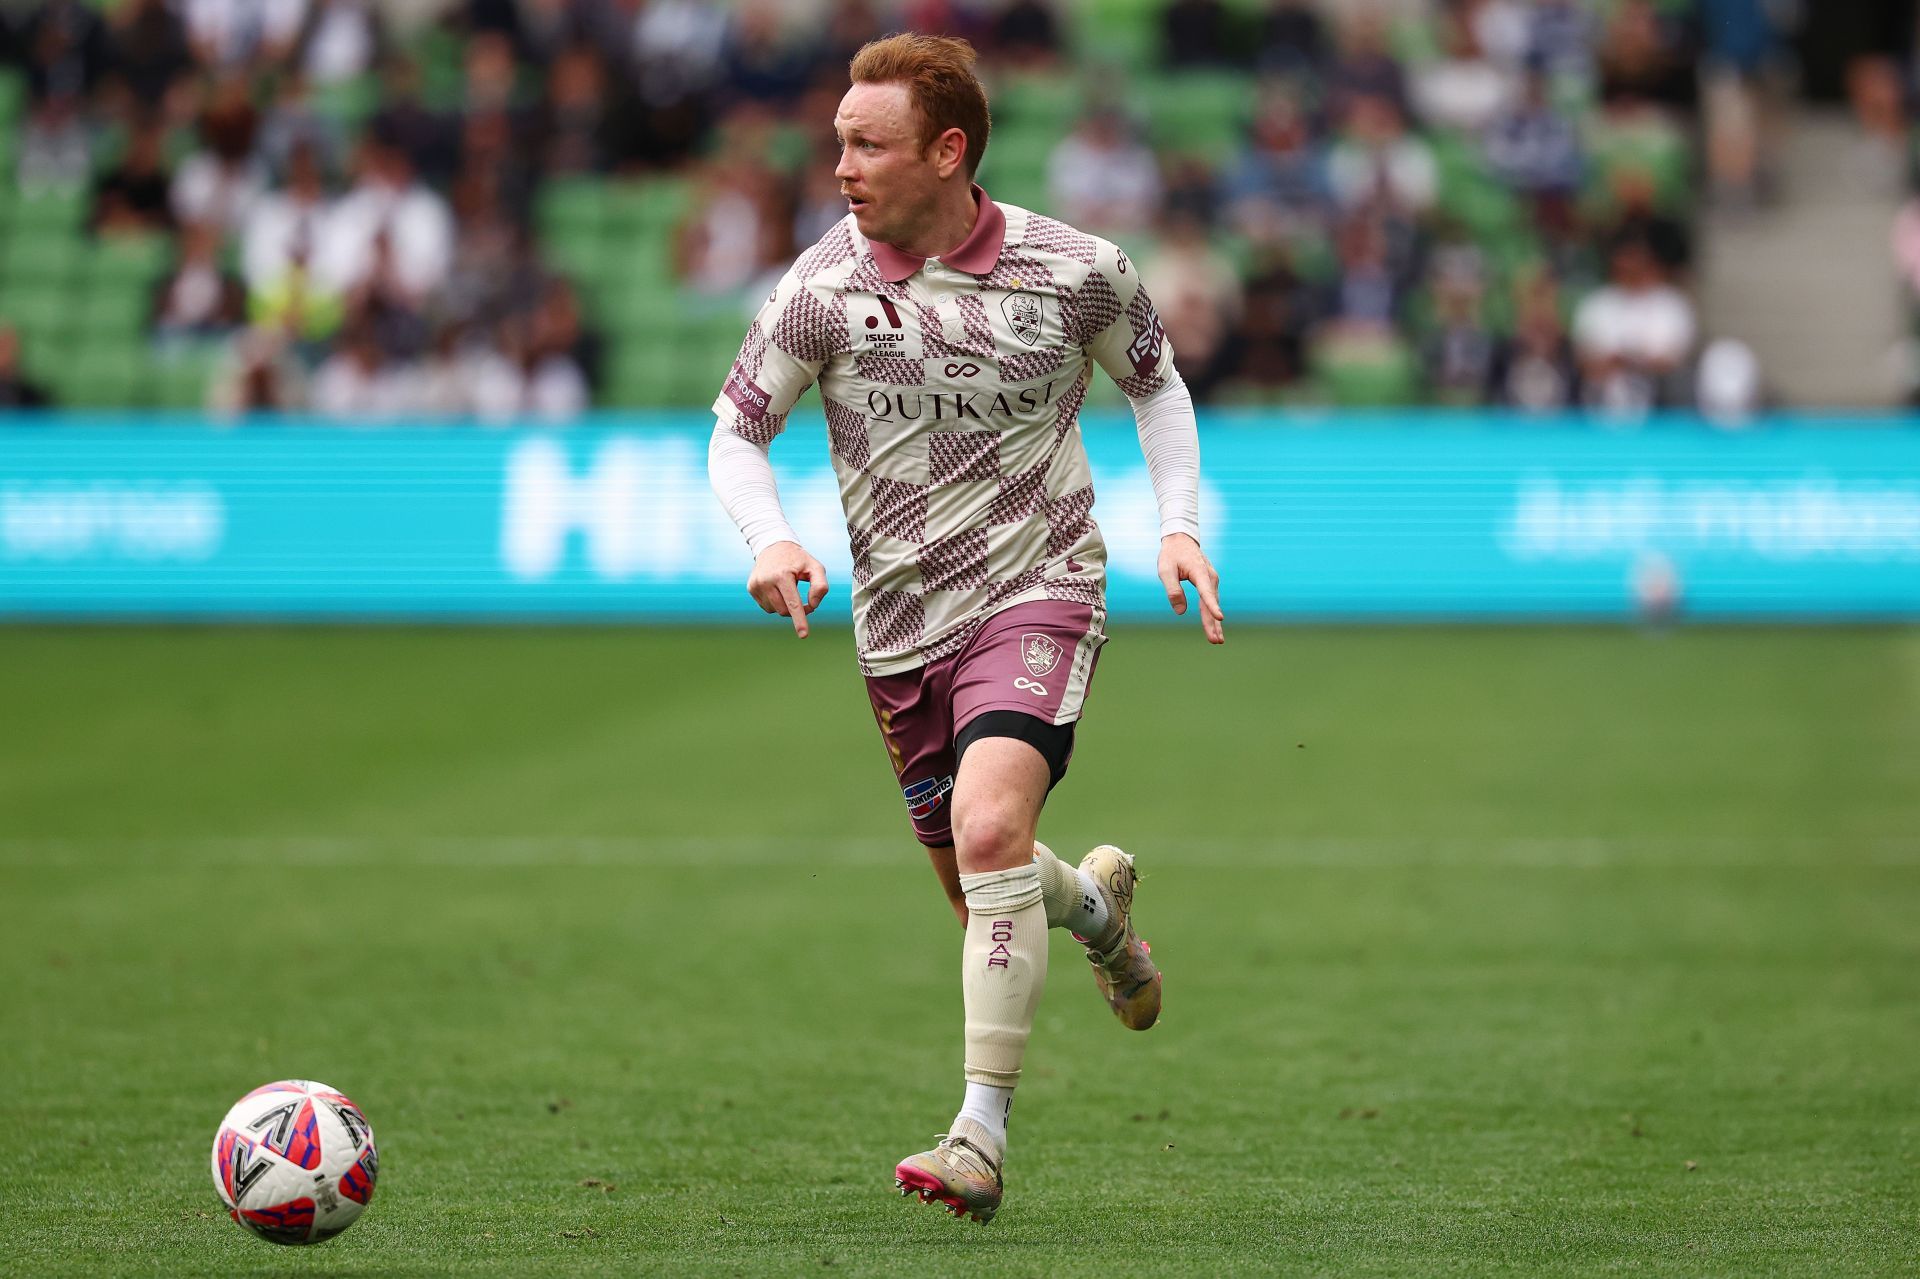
0,0,1828,420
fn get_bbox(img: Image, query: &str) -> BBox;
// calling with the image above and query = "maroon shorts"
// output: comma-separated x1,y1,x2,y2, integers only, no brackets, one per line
863,599,1106,848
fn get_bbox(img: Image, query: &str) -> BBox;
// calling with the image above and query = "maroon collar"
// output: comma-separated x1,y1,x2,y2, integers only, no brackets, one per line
865,184,1006,282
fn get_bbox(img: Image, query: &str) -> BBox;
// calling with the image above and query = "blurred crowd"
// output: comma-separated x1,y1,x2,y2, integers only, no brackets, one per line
0,0,1782,419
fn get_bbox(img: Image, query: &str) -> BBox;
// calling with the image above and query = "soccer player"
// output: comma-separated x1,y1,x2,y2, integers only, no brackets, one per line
708,33,1224,1225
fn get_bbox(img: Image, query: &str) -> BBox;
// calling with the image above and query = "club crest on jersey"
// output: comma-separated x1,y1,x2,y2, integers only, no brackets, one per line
1002,290,1043,346
1020,633,1064,678
904,774,954,820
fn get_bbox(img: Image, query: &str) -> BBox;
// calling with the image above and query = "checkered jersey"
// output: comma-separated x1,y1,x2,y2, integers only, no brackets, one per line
712,203,1176,674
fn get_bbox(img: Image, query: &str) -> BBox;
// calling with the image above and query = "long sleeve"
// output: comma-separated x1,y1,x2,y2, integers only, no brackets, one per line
708,420,800,557
1126,369,1202,541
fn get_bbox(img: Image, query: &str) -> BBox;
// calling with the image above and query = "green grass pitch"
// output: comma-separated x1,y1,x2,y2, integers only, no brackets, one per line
1,624,1915,1276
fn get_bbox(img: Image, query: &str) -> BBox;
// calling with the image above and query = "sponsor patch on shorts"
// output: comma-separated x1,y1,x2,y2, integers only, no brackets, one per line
903,774,954,820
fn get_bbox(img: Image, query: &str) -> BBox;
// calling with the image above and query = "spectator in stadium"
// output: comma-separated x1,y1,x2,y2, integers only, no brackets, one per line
674,140,791,301
1597,0,1697,116
1325,8,1408,119
1600,165,1692,278
208,327,305,416
1161,0,1240,70
103,0,194,109
626,0,731,112
1047,107,1163,235
1484,65,1583,227
153,220,248,340
1251,0,1327,77
1211,249,1311,400
1464,0,1533,71
531,277,599,396
0,324,52,409
466,312,589,423
342,229,431,360
1492,270,1580,412
288,0,384,86
985,0,1063,70
539,43,639,177
718,1,816,110
1420,246,1498,405
1141,209,1243,400
182,0,307,71
1325,92,1437,220
241,139,345,343
16,90,91,192
328,132,456,300
1521,0,1594,86
309,314,418,418
1320,211,1407,338
90,116,175,237
452,29,536,152
366,54,457,185
1219,83,1327,241
1694,337,1764,426
17,0,108,104
1573,229,1697,414
171,74,268,234
1411,7,1514,135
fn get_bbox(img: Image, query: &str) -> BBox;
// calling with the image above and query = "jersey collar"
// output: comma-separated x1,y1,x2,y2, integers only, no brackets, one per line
865,184,1005,283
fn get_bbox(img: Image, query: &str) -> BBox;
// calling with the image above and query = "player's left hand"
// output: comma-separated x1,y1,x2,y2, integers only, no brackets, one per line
1158,532,1224,644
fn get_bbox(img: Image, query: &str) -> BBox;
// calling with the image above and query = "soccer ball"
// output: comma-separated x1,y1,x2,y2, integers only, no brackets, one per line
210,1079,378,1245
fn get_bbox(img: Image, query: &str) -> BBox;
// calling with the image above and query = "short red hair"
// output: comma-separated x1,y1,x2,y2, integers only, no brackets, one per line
849,33,992,179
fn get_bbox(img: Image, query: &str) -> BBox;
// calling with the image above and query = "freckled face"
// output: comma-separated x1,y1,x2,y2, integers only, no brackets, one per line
833,82,942,245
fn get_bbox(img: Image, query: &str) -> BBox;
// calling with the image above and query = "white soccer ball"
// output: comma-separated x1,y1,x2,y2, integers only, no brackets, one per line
210,1079,378,1245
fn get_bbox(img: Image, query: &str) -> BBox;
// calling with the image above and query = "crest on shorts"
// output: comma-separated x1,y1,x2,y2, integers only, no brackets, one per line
1001,290,1043,346
1020,633,1064,679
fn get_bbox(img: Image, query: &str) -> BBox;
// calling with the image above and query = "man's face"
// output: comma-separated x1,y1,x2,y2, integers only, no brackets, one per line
833,81,945,244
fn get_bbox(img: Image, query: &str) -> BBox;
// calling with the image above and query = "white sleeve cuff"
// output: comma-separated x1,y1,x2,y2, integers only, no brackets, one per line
1127,370,1202,541
708,421,800,558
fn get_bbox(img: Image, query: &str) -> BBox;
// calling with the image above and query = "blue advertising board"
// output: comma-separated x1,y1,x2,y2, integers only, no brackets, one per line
2,412,1918,620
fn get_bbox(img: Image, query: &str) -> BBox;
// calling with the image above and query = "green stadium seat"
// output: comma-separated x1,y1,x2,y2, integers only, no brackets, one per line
152,345,222,409
603,341,679,407
0,285,78,338
54,343,151,408
88,236,175,294
1311,335,1420,407
7,188,90,235
0,69,24,127
625,178,694,234
546,235,607,285
1,229,87,287
312,75,382,128
1072,0,1160,71
75,288,152,340
1139,72,1252,162
536,178,608,242
991,73,1083,131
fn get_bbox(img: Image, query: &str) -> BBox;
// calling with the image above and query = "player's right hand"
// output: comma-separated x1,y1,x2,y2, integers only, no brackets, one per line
747,541,830,638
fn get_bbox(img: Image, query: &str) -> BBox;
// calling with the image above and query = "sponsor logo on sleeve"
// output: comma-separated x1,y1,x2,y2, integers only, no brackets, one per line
1126,315,1166,377
723,363,771,421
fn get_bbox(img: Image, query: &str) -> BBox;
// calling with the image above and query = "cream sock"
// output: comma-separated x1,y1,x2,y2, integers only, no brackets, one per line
959,863,1048,1089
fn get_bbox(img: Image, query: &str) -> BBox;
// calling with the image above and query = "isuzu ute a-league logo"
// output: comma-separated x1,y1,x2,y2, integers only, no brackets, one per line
1020,633,1064,679
1002,290,1043,346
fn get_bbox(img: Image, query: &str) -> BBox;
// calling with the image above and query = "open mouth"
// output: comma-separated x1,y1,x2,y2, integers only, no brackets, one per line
845,194,871,211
